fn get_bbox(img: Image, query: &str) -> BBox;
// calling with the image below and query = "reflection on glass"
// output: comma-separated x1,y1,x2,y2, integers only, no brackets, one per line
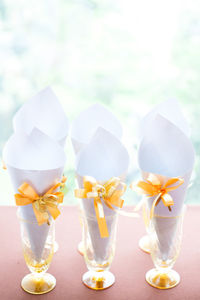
77,203,85,256
139,200,151,254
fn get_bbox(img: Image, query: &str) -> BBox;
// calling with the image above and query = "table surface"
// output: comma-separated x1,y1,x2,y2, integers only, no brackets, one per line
0,205,199,300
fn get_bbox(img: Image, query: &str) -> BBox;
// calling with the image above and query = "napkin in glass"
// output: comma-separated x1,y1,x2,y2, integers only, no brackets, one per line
138,115,195,258
76,127,129,263
3,128,66,260
13,87,69,147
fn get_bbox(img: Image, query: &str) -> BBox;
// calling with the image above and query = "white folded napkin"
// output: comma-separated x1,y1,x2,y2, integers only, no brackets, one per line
138,115,195,258
13,87,69,146
3,128,66,260
71,103,123,154
139,99,191,140
76,127,129,263
138,114,194,217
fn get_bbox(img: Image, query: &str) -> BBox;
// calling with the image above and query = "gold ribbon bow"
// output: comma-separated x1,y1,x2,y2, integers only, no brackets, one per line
74,176,126,238
15,179,66,226
131,173,184,218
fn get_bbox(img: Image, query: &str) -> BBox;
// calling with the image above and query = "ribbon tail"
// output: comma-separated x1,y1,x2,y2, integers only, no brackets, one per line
161,193,174,210
94,198,109,238
32,203,49,226
48,206,60,220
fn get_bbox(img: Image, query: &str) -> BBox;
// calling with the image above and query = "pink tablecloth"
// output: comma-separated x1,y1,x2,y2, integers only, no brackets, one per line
0,206,199,300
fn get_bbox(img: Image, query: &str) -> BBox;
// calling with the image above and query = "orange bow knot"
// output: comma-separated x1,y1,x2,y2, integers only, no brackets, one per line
75,176,126,238
15,181,66,226
131,173,184,218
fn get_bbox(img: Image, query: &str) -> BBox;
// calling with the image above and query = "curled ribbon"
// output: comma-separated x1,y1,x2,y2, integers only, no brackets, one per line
74,176,126,238
130,173,184,218
15,179,66,226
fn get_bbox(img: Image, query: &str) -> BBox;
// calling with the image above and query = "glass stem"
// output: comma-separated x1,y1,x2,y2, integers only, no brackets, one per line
32,272,45,280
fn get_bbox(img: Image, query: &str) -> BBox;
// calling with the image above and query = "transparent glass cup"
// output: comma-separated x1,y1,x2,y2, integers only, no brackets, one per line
82,213,118,290
139,200,151,254
18,210,56,294
146,208,185,289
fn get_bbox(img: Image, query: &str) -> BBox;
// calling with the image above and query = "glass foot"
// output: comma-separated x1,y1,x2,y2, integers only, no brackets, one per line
77,241,84,256
54,241,59,253
21,273,56,294
146,268,180,289
139,235,150,254
82,271,115,290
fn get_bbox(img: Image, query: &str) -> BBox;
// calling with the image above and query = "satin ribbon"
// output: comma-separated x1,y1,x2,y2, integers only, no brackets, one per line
74,176,126,238
15,180,66,226
131,173,184,218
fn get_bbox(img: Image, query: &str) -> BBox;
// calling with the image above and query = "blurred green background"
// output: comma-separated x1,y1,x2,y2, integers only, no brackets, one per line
0,0,199,205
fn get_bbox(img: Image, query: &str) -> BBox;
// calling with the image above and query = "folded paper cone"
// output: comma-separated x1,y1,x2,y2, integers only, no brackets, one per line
138,115,195,258
76,127,129,263
71,103,123,154
13,86,69,146
3,128,66,261
139,98,191,141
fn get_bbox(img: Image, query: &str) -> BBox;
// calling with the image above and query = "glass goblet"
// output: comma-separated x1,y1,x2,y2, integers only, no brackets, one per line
146,208,185,289
18,211,56,294
82,213,118,290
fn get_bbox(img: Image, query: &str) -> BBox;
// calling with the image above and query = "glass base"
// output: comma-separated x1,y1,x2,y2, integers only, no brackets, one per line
82,271,115,290
139,235,150,254
21,273,56,294
54,241,59,253
77,241,84,256
146,268,180,289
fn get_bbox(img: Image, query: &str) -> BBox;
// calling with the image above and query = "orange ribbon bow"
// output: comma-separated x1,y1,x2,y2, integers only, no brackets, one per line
15,180,66,226
74,176,126,238
131,173,184,218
